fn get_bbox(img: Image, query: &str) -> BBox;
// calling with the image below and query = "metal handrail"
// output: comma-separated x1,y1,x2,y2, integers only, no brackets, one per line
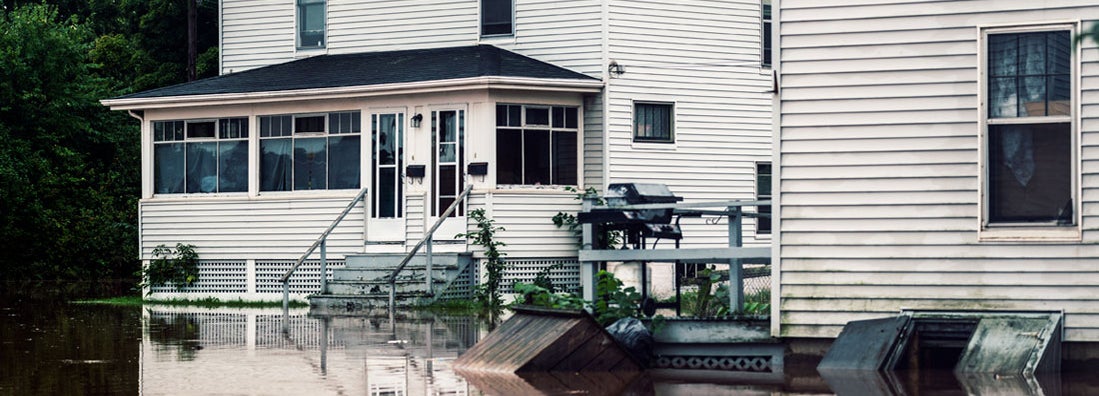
386,183,474,309
281,187,369,314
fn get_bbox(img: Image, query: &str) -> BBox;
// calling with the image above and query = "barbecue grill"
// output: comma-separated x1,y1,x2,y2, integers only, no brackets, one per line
577,183,684,243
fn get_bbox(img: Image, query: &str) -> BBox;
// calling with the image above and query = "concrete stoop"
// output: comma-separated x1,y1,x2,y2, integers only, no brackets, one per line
307,252,474,313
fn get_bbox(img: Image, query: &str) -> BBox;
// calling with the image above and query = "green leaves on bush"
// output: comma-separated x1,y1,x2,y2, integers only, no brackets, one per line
142,243,198,293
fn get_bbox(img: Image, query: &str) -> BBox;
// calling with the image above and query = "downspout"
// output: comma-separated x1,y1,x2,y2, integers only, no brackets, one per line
127,109,146,295
601,0,610,192
770,0,783,338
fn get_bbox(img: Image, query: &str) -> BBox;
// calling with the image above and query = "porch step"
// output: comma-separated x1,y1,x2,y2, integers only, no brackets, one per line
310,252,475,309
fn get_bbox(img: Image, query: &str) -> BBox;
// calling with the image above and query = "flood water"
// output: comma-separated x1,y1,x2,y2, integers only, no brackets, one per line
3,282,1099,395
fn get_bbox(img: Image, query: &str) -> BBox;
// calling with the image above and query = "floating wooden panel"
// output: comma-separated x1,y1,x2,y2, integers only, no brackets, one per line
453,306,642,373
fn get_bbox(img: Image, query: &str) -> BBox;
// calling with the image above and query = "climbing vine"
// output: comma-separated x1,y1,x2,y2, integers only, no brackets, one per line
552,186,623,249
457,209,507,311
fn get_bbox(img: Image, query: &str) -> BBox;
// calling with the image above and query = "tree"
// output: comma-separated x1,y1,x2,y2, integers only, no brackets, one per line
0,4,139,280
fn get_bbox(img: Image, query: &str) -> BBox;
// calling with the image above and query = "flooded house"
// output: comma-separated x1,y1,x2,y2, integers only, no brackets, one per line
773,1,1099,366
101,1,774,302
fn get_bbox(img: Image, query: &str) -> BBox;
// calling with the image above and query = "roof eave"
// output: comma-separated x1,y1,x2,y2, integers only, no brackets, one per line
101,76,604,110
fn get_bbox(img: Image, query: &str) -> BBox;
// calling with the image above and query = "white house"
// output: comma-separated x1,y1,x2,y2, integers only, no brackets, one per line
102,0,774,301
774,0,1099,346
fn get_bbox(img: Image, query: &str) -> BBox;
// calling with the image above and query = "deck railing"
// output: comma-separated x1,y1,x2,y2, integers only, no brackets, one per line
386,183,474,310
281,187,369,316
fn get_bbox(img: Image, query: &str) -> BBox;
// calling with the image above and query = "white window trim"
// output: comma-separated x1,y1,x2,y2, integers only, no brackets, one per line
761,0,772,70
150,117,251,198
257,110,362,194
632,101,676,144
977,22,1082,242
494,104,581,187
295,0,327,52
479,0,515,38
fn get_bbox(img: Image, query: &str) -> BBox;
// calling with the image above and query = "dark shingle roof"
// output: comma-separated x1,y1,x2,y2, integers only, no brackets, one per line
116,45,598,100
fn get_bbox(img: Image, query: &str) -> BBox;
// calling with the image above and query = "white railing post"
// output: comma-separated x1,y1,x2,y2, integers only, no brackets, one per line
729,205,744,313
426,234,434,295
319,239,328,294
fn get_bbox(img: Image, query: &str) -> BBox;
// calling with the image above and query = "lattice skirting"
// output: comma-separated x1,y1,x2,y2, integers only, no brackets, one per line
146,260,344,296
500,258,580,294
149,260,248,294
255,260,345,294
653,355,774,372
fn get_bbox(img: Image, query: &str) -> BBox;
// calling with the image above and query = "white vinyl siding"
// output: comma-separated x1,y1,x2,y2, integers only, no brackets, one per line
220,0,604,78
778,1,1099,342
139,197,364,260
607,0,773,247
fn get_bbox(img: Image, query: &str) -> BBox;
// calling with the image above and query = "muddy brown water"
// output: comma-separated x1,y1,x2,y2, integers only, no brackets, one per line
2,282,1098,395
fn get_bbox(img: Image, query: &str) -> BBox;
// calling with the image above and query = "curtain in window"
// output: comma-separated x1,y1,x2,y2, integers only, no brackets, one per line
989,31,1070,118
261,139,292,191
218,141,248,192
154,143,185,194
328,135,359,190
185,142,218,193
294,138,327,190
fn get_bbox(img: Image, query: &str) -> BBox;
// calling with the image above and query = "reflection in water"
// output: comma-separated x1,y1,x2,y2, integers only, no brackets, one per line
3,284,1099,395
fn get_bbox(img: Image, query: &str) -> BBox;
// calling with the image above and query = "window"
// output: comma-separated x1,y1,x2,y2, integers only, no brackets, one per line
481,0,513,37
761,0,772,68
153,118,248,194
633,102,673,143
259,111,360,192
433,110,465,217
372,113,404,218
756,162,771,235
297,0,325,49
984,27,1074,227
496,104,578,186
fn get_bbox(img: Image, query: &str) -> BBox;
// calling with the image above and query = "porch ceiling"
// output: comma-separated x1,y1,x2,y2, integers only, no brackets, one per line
102,45,602,109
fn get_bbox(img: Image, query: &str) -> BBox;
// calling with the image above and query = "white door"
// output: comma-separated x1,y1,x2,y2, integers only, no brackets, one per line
366,112,405,242
429,109,466,240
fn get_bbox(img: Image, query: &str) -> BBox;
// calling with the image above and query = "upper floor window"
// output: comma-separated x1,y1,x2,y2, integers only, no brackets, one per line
259,111,360,191
153,118,249,194
481,0,513,37
496,104,578,185
297,0,325,49
761,0,772,68
983,26,1075,228
633,102,674,143
756,162,772,235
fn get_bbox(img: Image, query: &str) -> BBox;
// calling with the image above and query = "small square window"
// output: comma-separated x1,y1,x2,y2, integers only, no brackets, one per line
634,103,673,143
481,0,513,36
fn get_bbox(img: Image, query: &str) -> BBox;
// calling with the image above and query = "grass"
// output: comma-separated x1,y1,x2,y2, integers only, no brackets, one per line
73,295,308,308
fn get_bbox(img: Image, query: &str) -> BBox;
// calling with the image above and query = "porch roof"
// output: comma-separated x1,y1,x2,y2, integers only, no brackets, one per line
103,45,601,109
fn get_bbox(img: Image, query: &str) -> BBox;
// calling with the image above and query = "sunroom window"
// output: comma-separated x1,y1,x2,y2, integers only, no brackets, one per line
984,27,1074,226
496,104,578,186
259,111,361,192
153,118,248,194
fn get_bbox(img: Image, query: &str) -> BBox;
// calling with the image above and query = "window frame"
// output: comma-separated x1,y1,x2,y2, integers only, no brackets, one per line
756,162,772,236
480,0,515,38
495,104,580,187
978,22,1081,241
258,111,362,193
151,117,250,196
761,0,772,69
632,101,675,144
296,0,326,50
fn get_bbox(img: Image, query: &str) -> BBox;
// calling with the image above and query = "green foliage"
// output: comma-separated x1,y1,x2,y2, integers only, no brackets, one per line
0,4,140,281
678,267,772,317
552,186,623,249
515,270,643,327
1078,23,1099,48
142,243,199,292
0,1,221,283
456,209,507,312
531,261,566,293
